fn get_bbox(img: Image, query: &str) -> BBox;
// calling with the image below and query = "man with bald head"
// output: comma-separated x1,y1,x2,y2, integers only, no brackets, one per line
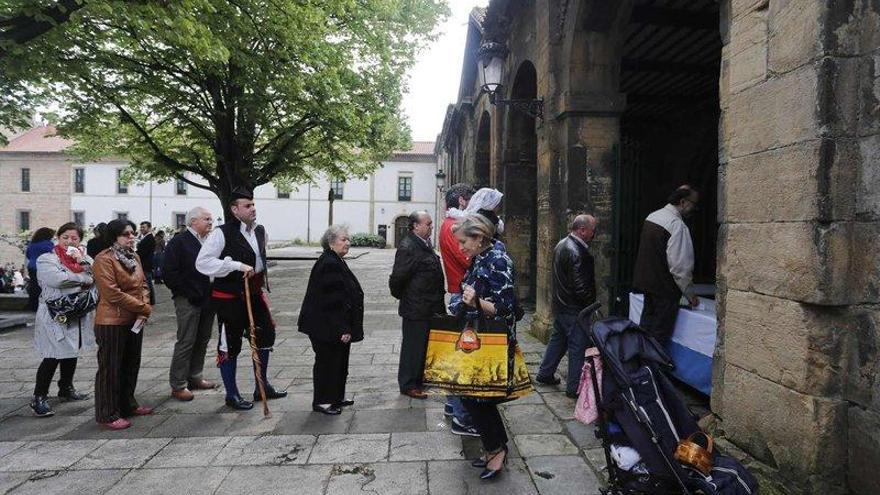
536,214,598,398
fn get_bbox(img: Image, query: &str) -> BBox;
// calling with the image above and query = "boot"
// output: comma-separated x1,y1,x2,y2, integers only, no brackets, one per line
58,386,89,402
30,395,54,417
219,357,240,401
252,349,287,401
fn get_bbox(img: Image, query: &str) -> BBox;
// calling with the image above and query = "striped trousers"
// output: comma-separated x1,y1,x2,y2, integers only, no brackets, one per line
94,324,143,423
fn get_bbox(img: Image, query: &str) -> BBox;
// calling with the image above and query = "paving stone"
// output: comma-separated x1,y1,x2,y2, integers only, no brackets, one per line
514,434,579,457
215,465,329,494
71,438,171,469
0,415,92,441
563,419,601,450
4,469,128,495
146,413,239,437
273,410,354,435
0,440,105,471
154,397,228,415
525,455,601,495
223,410,284,435
389,431,463,461
0,472,31,493
61,414,170,440
502,405,562,434
107,467,230,495
425,408,452,433
212,435,316,466
427,458,538,494
349,408,426,433
326,461,427,495
142,436,229,468
542,392,577,420
583,447,609,478
308,434,389,464
0,442,25,459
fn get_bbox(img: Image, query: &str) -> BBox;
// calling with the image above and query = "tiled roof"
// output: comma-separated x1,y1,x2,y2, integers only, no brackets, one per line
0,125,73,153
396,141,435,155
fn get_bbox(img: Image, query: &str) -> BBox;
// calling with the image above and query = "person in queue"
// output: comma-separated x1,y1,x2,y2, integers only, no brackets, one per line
536,214,598,398
86,222,108,259
136,221,156,305
298,225,364,415
30,223,96,417
93,219,154,430
464,188,505,249
632,185,700,342
163,207,217,401
388,210,446,400
25,227,55,311
195,187,287,410
449,214,518,480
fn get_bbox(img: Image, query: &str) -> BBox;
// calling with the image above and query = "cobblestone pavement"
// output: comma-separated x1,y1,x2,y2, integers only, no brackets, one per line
0,247,605,494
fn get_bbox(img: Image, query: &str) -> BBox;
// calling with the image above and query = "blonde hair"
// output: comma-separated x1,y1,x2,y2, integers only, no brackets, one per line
453,214,496,242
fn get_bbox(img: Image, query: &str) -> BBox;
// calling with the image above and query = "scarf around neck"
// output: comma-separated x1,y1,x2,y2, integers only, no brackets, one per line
54,244,85,273
110,243,139,274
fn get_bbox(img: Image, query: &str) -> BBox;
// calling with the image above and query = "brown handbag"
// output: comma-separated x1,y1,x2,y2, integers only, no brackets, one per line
674,431,714,475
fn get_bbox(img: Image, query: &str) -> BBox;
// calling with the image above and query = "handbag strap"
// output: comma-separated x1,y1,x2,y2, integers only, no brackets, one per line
457,295,489,333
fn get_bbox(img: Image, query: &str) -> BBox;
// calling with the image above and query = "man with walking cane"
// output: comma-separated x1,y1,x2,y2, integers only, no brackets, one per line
196,187,287,411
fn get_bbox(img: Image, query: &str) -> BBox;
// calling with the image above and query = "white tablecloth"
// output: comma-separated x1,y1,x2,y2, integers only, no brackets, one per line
628,293,717,395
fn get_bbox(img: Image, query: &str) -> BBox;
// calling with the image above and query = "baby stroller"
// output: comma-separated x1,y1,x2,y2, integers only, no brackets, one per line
578,303,698,495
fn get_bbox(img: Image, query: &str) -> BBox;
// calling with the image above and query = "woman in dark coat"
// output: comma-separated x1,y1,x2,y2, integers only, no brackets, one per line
298,224,364,415
25,227,56,311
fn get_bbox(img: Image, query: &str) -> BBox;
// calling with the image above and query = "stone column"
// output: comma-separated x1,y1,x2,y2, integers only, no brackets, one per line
714,1,880,493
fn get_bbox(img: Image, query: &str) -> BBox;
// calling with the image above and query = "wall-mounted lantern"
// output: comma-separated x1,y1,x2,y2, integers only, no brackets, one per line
477,40,544,120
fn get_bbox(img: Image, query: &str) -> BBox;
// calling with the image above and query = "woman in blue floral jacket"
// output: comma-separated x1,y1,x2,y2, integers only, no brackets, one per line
448,214,517,480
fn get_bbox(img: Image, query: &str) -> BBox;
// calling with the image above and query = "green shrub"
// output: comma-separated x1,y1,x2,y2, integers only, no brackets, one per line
350,233,386,248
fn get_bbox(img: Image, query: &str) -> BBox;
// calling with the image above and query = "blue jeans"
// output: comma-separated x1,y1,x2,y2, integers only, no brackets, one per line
537,310,589,394
447,395,472,424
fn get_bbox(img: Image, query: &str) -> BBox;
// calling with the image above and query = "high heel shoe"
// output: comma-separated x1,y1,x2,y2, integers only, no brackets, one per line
471,455,489,468
479,446,508,480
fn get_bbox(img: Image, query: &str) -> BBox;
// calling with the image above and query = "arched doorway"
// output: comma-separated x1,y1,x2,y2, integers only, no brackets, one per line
503,61,539,306
393,216,409,248
609,0,722,314
475,111,491,188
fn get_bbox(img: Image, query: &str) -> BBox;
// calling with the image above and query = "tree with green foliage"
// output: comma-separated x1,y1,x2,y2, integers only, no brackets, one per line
1,0,447,215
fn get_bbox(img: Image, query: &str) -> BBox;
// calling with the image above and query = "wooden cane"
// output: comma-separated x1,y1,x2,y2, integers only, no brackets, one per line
244,276,271,417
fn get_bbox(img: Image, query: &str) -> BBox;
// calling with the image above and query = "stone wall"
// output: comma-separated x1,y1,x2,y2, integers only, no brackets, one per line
714,0,880,493
0,153,72,265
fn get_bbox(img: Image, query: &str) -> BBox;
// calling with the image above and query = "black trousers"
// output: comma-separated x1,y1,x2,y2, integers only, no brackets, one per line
640,293,681,342
462,399,508,452
94,324,143,422
214,293,276,358
34,358,77,396
26,267,40,311
398,318,429,393
310,338,350,406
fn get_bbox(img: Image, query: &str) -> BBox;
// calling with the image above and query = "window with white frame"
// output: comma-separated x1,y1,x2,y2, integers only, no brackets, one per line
20,168,30,192
73,211,85,226
174,213,187,229
276,183,291,199
115,211,128,221
176,178,187,195
73,168,85,193
397,175,412,202
329,178,345,200
18,210,30,231
116,169,128,194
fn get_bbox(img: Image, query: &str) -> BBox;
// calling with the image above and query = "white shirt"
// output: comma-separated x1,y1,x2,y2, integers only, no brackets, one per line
196,222,265,278
187,226,207,244
645,204,695,298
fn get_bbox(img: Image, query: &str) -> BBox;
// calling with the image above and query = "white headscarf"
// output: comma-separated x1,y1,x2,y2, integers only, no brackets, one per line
465,188,503,213
465,188,505,234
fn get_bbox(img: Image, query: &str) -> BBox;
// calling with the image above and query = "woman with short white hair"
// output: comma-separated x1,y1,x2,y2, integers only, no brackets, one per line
297,225,365,415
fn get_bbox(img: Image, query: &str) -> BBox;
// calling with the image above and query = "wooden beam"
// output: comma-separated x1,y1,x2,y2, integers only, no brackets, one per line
630,6,718,30
622,58,719,75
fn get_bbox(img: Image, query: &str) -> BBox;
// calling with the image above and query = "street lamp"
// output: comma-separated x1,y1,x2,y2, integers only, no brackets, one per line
477,40,544,120
435,169,447,193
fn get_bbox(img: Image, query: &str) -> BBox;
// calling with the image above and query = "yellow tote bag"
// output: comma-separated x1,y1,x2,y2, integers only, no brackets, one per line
422,313,533,400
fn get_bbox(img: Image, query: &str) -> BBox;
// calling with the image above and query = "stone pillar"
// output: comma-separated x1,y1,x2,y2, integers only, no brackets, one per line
714,1,880,493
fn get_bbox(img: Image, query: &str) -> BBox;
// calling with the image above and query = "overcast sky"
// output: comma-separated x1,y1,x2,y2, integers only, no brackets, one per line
401,0,488,143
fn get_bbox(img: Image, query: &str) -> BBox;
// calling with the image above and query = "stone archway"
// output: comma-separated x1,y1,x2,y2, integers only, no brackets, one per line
475,111,491,188
502,61,539,306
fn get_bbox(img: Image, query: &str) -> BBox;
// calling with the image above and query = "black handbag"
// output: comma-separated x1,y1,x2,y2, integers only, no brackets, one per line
45,290,97,323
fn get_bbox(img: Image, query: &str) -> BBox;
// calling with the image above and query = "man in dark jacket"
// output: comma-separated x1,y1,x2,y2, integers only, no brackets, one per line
136,221,156,305
389,210,446,399
163,207,216,401
536,214,598,398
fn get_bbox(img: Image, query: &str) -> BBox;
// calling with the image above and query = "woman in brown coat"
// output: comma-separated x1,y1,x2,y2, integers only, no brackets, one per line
92,219,154,430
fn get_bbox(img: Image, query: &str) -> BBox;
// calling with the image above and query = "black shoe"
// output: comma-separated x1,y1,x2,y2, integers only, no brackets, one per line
225,395,254,410
451,418,480,437
58,387,89,402
536,375,561,385
565,391,579,399
30,395,54,417
479,446,509,480
312,404,342,415
334,399,355,408
253,385,288,401
471,457,489,468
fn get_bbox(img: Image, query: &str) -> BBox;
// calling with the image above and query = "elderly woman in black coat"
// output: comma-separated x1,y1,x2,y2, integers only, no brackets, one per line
298,224,364,415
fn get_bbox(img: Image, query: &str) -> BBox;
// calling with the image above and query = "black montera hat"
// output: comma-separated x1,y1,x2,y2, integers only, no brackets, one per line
230,185,254,202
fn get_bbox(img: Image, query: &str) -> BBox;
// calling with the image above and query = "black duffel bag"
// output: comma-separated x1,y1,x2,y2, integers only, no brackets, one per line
45,290,97,324
685,453,759,495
